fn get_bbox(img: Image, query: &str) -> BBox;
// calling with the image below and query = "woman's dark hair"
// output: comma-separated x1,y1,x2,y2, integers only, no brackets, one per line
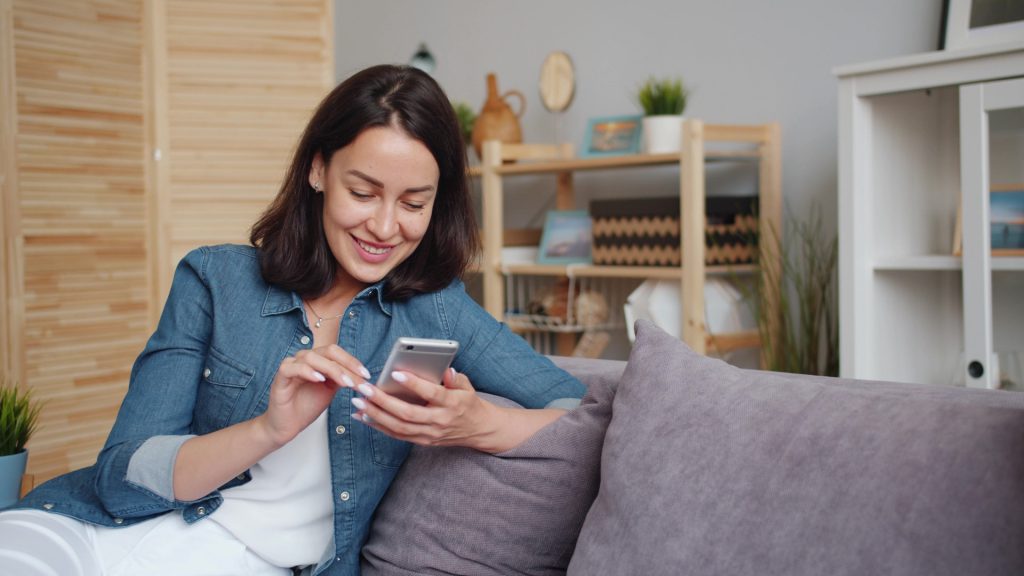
250,64,478,300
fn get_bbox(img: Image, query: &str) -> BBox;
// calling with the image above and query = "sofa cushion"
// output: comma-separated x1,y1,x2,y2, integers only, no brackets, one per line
360,359,622,576
568,319,1024,576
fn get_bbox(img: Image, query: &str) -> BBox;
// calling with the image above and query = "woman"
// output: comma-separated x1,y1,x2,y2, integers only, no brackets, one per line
0,64,585,576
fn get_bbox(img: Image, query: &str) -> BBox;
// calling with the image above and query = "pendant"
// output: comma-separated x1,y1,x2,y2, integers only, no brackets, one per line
315,318,323,329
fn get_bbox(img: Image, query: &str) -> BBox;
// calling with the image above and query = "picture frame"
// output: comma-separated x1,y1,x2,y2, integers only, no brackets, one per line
581,115,642,158
953,186,1024,256
942,0,1024,51
537,210,593,264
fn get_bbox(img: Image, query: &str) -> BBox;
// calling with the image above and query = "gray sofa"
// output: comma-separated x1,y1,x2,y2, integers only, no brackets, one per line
360,320,1024,576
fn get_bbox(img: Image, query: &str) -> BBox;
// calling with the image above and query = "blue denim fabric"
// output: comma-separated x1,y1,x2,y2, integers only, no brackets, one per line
14,244,585,575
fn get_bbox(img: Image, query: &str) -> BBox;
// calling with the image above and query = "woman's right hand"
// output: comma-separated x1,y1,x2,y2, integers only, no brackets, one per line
258,344,370,447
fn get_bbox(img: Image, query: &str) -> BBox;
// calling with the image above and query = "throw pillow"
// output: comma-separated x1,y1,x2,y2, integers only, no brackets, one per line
360,358,622,576
568,319,1024,576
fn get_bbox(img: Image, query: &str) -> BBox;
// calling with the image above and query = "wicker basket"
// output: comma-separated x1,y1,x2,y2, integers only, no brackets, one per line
590,196,758,266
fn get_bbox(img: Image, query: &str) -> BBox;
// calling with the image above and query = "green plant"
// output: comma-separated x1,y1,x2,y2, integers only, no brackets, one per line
745,207,839,376
0,381,43,456
636,77,689,116
451,100,476,146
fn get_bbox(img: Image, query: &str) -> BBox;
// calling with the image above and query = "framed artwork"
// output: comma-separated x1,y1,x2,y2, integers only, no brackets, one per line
582,115,642,158
538,210,593,264
942,0,1024,51
953,186,1024,256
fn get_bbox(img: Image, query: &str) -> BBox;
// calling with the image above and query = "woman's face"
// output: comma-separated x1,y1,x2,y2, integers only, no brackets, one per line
310,125,439,292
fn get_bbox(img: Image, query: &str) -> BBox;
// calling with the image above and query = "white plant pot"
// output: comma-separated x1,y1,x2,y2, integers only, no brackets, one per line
0,449,28,508
642,115,684,154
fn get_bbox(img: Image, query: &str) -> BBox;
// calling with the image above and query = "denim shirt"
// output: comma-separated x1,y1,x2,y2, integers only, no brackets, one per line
16,244,585,575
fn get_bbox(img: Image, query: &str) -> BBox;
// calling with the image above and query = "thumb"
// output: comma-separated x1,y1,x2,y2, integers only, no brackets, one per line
443,367,474,391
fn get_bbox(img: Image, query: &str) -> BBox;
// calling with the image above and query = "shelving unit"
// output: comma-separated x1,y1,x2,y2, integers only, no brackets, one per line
473,120,782,357
836,41,1024,388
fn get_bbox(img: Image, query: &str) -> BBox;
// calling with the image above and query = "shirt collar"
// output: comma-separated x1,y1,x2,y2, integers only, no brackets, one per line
261,280,392,318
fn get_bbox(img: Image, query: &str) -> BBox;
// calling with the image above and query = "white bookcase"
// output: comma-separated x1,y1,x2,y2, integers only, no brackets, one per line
836,41,1024,388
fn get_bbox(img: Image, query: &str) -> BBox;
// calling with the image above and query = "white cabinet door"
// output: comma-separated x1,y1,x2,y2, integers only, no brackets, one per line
959,76,1024,389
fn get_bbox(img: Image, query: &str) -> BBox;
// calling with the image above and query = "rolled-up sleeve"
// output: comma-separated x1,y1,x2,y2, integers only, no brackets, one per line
94,247,218,516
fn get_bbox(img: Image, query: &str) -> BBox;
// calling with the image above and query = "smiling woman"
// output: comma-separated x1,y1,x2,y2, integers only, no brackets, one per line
3,64,586,576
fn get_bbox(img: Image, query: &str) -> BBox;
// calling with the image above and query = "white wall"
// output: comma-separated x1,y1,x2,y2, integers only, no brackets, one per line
335,0,942,230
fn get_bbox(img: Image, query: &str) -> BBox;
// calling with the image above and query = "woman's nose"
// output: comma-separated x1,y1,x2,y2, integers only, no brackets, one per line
367,204,398,239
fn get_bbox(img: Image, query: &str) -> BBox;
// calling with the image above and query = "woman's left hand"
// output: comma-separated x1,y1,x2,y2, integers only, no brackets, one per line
351,368,508,452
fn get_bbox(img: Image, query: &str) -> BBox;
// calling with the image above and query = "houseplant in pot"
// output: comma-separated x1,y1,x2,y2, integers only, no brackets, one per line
636,76,689,154
0,380,43,508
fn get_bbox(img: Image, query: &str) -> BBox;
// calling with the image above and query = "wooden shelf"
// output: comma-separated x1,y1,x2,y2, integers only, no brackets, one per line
500,263,759,279
467,149,759,177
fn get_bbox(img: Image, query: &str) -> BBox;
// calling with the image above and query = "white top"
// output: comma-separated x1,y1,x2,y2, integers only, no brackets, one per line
212,410,334,568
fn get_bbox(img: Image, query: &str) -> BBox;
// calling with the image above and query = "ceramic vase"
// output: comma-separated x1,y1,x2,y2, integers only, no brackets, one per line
642,115,684,154
0,449,28,508
471,73,525,161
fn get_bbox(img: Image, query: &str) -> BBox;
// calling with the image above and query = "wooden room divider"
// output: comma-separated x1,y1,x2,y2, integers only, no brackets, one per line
1,0,334,483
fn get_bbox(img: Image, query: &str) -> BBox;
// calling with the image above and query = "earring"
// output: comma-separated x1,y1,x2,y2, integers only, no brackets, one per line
313,180,322,192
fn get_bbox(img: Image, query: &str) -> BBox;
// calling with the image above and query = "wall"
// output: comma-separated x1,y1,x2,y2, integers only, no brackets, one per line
334,0,942,231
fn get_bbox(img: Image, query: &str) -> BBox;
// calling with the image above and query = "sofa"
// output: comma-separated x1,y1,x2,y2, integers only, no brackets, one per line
359,320,1024,576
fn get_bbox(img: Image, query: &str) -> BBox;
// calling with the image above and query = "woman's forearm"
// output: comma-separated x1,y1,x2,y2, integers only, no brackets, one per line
172,414,281,502
473,405,566,454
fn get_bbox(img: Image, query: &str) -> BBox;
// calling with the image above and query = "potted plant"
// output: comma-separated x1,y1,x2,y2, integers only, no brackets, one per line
635,76,689,154
0,380,43,508
451,100,477,154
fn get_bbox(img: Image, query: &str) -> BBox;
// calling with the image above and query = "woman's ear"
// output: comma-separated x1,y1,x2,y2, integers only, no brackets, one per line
309,153,324,192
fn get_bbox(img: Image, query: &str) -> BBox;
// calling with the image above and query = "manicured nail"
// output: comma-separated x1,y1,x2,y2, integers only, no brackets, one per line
341,374,355,388
313,371,326,382
391,371,408,383
362,414,374,424
358,366,371,379
351,397,367,410
357,383,375,397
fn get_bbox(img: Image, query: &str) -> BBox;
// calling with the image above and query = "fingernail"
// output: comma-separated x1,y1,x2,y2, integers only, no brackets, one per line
363,414,374,424
391,371,408,383
341,374,355,388
351,397,367,410
313,371,327,382
357,383,375,397
449,367,456,378
359,366,371,379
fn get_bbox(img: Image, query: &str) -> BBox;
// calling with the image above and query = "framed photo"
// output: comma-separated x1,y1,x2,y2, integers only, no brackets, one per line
582,115,642,158
538,210,593,264
942,0,1024,51
953,186,1024,256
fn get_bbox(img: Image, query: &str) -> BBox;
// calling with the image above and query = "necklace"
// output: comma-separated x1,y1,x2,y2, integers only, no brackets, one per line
305,300,345,329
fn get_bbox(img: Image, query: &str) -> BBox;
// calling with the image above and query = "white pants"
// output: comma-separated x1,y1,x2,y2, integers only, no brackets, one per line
0,509,290,576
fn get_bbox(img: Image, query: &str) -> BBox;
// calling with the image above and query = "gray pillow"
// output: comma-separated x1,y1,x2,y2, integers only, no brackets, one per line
568,319,1024,576
360,361,621,576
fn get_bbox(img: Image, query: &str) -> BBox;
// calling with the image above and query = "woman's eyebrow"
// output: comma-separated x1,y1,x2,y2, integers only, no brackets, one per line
347,169,435,193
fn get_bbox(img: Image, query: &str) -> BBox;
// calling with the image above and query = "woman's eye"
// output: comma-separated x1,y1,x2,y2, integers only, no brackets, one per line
403,202,425,211
350,190,372,200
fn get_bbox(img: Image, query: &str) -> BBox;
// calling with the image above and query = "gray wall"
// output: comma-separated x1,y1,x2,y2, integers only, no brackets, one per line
335,0,942,230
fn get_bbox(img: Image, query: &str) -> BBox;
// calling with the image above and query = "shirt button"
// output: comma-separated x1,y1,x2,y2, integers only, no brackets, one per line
300,335,310,345
348,310,356,319
339,491,350,502
236,474,246,481
42,503,54,510
335,425,346,435
197,506,206,516
113,518,124,525
203,368,211,378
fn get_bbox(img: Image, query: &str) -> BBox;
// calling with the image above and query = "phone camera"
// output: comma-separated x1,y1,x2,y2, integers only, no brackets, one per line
406,345,414,351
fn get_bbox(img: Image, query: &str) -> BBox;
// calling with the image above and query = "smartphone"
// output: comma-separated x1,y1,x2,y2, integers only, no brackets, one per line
375,337,459,405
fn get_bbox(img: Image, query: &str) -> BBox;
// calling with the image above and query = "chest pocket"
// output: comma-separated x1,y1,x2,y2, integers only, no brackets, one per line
195,347,255,433
366,363,412,468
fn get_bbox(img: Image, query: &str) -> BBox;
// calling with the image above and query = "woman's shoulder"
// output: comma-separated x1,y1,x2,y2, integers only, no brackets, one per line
176,244,263,285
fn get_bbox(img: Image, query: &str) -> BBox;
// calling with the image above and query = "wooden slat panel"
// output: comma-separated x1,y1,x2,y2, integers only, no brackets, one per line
158,0,333,299
13,0,148,482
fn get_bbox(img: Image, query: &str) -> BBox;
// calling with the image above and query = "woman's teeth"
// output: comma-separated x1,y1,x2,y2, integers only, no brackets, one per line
357,239,390,255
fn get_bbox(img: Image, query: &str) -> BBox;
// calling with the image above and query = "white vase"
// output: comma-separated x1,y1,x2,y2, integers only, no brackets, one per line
642,115,684,154
0,449,28,508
